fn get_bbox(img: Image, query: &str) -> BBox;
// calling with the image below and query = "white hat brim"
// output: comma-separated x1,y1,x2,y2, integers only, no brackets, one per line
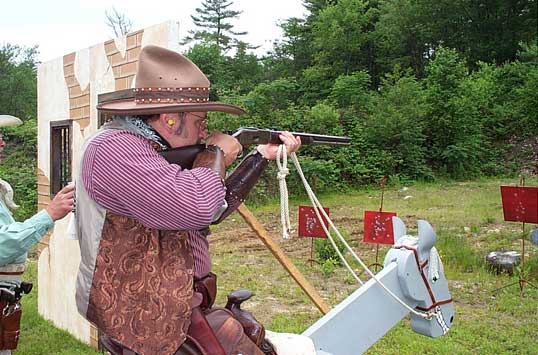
0,115,23,128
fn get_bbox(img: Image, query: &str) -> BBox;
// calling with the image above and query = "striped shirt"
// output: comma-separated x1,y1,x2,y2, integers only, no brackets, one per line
81,130,225,278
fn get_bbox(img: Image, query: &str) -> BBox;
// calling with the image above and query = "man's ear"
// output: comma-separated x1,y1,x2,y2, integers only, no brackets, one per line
160,113,175,129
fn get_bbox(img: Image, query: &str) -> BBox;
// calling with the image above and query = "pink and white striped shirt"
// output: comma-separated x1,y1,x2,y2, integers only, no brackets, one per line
81,129,225,278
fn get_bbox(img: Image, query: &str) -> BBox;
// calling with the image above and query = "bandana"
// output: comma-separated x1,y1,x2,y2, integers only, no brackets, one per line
102,116,170,150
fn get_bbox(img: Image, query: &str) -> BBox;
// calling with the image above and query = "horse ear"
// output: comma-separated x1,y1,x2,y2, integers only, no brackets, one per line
417,220,436,258
392,216,407,242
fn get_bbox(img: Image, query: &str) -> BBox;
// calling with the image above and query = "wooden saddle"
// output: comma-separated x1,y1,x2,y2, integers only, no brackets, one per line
99,273,276,355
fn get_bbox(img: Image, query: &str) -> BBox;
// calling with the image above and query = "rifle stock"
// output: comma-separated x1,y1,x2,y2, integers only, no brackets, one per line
159,127,350,168
159,144,206,169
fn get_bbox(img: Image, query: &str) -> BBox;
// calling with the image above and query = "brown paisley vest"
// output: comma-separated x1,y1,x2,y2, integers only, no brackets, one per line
85,211,194,355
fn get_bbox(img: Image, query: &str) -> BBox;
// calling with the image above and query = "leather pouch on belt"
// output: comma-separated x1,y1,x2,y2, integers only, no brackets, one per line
0,305,22,350
194,273,217,310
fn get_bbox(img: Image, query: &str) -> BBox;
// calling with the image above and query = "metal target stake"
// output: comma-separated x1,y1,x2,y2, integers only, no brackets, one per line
373,177,388,271
364,177,387,275
494,176,538,295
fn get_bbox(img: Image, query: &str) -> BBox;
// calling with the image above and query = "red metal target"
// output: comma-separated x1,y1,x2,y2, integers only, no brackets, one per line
500,186,538,224
363,211,397,245
298,206,330,238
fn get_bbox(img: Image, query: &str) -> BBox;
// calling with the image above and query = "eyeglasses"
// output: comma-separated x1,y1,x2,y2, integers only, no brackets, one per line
188,112,208,130
188,112,207,120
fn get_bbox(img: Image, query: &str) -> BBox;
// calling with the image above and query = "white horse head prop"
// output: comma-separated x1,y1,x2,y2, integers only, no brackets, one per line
386,217,454,337
304,217,454,355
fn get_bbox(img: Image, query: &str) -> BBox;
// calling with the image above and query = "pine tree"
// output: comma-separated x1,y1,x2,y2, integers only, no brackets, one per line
183,0,247,52
303,0,338,15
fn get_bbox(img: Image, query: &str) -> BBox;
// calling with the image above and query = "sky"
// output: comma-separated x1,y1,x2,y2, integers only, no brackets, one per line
1,0,307,63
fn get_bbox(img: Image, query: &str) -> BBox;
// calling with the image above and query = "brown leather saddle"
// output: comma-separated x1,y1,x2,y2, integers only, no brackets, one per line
99,273,276,355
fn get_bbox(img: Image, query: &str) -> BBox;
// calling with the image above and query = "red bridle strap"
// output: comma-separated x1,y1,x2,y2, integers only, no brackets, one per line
393,244,453,312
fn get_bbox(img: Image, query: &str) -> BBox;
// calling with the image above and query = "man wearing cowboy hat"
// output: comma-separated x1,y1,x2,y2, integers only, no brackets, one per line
75,45,300,355
0,115,74,354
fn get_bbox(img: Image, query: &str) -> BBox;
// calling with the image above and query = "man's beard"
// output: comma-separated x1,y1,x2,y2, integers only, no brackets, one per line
0,178,20,210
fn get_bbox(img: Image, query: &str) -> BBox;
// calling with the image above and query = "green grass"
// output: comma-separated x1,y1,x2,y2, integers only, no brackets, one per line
16,262,100,355
369,269,538,354
16,177,538,354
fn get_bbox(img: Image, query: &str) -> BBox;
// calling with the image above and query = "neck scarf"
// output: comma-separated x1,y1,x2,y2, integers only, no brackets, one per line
102,116,170,150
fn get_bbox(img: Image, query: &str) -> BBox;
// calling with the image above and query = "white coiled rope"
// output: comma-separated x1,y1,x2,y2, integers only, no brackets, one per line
276,145,292,239
276,149,435,320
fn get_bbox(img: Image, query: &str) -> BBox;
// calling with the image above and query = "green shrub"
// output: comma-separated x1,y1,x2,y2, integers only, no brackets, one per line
321,258,339,277
0,118,38,220
314,236,346,266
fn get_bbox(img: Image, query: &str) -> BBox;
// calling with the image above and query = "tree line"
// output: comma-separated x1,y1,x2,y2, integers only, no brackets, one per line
1,0,537,217
185,0,537,192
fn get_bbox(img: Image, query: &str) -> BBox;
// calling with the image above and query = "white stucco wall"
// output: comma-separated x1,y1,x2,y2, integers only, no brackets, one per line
88,42,116,133
37,57,70,179
142,20,181,51
36,51,92,344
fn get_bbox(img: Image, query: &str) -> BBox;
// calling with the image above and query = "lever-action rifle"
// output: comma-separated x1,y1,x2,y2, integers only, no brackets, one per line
160,127,351,168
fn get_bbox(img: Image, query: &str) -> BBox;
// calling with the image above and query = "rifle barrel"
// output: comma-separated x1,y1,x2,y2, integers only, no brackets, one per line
291,132,350,145
233,128,351,146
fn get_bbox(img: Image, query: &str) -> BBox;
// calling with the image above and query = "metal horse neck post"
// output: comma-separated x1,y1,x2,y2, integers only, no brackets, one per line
303,217,454,355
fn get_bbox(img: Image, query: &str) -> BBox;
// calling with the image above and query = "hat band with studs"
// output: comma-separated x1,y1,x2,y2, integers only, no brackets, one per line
134,87,210,104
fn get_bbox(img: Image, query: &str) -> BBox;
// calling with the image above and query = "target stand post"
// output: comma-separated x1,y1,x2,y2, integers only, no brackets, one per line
494,177,538,295
362,177,396,274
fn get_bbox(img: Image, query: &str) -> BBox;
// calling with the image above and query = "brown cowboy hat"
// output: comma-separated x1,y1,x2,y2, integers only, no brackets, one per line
97,45,245,115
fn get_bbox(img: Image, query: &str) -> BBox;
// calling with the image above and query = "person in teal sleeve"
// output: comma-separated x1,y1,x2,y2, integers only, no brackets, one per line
0,115,74,354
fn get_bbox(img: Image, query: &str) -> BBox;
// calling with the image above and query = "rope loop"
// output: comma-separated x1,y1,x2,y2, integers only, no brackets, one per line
277,169,289,180
277,144,291,239
274,150,437,321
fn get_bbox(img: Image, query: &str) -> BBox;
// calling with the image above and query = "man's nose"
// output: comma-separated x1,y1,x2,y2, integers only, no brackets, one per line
198,121,208,140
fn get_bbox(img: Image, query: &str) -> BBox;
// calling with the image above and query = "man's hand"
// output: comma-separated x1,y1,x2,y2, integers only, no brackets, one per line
46,183,75,221
205,130,243,166
256,131,302,160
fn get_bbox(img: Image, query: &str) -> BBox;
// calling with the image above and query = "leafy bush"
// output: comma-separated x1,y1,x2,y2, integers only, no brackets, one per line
286,156,343,193
0,118,38,220
314,236,346,266
0,44,38,121
424,47,485,178
364,68,432,180
320,258,339,277
243,79,299,118
329,71,371,109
